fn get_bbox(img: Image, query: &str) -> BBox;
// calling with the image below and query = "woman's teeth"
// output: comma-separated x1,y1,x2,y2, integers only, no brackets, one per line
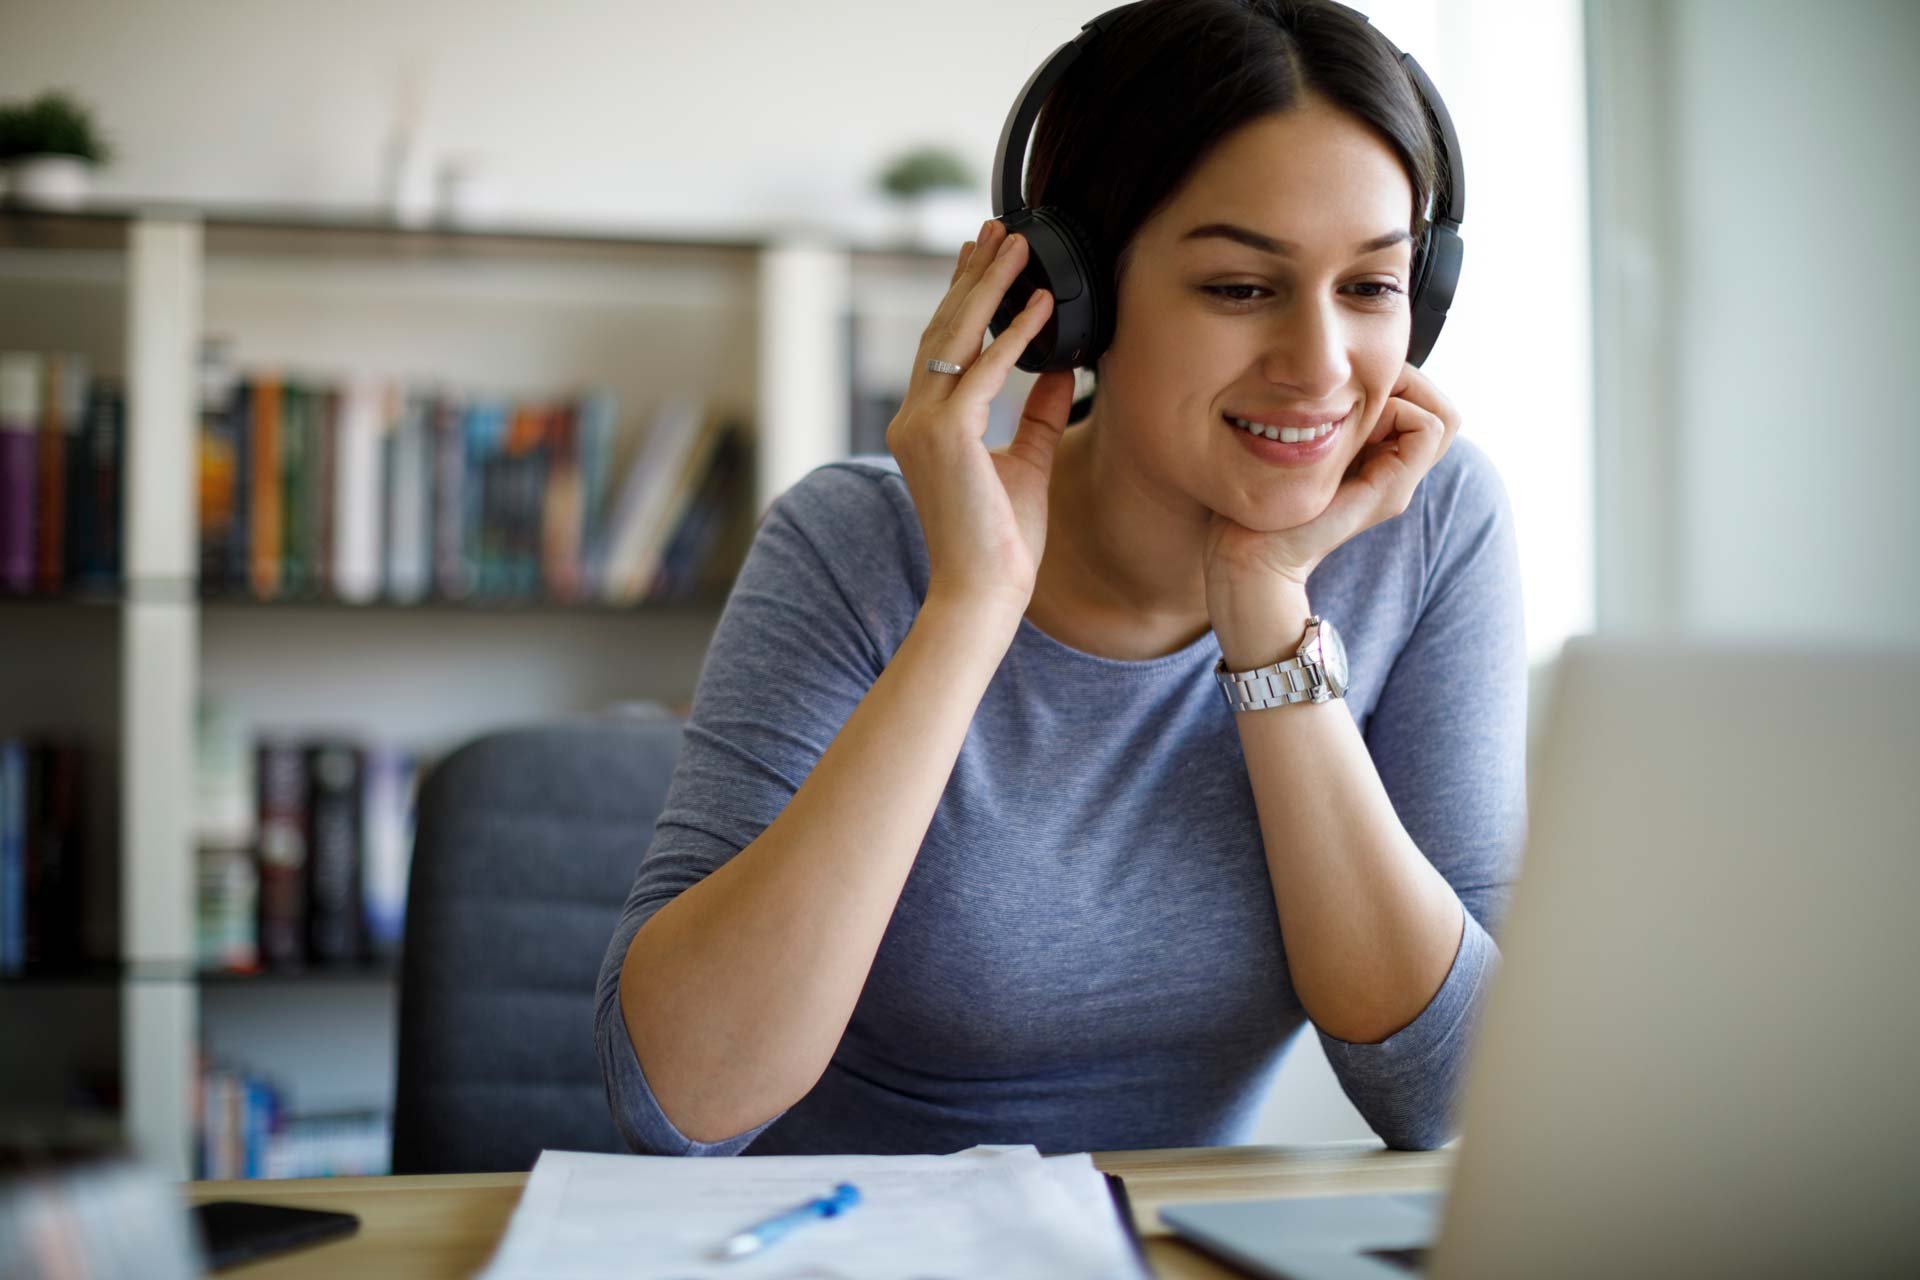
1228,415,1338,444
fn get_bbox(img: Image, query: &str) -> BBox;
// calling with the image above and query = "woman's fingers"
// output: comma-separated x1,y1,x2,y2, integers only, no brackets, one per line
1357,396,1448,518
947,231,1033,362
924,221,1002,348
949,239,977,287
955,286,1052,406
918,225,1033,383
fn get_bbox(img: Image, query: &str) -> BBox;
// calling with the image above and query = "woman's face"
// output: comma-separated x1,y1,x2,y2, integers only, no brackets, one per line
1092,93,1417,533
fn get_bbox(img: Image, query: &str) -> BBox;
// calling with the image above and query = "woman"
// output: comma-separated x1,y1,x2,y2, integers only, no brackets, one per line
595,0,1526,1157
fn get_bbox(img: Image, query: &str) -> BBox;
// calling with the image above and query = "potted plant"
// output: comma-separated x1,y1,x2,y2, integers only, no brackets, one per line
876,145,979,250
0,91,114,210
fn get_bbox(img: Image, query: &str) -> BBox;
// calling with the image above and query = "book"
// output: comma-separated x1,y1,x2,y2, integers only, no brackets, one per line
312,384,339,597
280,380,305,595
198,342,243,591
255,739,309,969
304,741,364,964
29,739,85,969
36,352,87,594
196,841,258,973
573,388,618,599
332,378,384,604
0,739,23,972
248,373,283,599
360,743,416,959
655,419,748,599
625,405,732,599
0,351,41,592
383,387,432,602
71,377,123,589
599,394,708,604
540,401,582,602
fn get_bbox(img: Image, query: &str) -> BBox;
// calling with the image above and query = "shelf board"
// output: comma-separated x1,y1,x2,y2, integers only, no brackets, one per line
197,963,398,986
1,960,400,986
0,587,125,608
1,583,731,614
1,200,956,262
198,587,732,615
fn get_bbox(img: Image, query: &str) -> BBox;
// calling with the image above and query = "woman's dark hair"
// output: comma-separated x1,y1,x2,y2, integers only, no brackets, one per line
1027,0,1444,422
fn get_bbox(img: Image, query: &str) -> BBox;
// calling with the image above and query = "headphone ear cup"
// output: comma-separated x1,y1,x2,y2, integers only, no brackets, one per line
988,205,1109,373
1405,221,1461,368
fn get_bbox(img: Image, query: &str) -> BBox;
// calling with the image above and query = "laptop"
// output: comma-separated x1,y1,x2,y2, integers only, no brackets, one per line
1161,633,1920,1279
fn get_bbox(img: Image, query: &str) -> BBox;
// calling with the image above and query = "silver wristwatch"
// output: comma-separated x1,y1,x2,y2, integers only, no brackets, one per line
1214,615,1351,712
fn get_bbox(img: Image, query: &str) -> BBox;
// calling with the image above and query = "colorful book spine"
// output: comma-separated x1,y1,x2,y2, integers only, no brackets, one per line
360,744,416,959
198,340,241,591
73,378,123,588
248,373,282,599
308,385,334,597
281,380,308,596
541,402,581,602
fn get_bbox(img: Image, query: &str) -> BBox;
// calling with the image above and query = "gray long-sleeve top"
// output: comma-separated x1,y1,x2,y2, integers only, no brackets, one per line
595,438,1528,1156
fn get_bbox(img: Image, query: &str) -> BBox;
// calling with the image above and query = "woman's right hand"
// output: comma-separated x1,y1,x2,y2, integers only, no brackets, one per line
885,218,1079,623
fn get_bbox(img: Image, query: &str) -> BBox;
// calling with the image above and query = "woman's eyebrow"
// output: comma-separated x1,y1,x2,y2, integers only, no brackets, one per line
1179,222,1412,257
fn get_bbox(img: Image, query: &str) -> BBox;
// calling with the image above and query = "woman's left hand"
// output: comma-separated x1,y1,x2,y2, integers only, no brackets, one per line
1203,359,1462,606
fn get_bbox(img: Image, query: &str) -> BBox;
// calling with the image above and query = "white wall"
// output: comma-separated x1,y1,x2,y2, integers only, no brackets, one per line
0,0,1126,237
1590,0,1920,646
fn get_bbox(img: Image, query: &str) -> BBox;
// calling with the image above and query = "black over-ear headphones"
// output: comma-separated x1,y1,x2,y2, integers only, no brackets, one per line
985,0,1466,373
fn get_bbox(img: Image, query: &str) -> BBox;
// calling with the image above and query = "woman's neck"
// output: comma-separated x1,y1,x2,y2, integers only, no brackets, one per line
1026,403,1216,662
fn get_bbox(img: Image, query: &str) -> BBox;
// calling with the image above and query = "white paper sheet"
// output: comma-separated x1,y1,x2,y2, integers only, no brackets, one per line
478,1144,1148,1280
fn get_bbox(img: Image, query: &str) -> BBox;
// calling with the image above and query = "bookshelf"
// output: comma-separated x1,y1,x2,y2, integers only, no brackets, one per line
0,202,970,1178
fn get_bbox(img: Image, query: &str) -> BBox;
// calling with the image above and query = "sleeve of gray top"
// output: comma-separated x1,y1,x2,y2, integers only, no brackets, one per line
1315,438,1530,1151
593,465,909,1156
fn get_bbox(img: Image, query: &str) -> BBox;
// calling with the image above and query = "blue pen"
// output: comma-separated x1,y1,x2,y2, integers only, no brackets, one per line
711,1182,862,1261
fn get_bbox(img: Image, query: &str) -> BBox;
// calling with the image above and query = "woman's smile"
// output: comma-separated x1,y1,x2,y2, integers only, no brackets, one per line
1222,402,1359,466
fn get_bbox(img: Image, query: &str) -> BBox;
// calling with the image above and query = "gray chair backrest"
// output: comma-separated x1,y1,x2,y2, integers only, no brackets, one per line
391,711,682,1174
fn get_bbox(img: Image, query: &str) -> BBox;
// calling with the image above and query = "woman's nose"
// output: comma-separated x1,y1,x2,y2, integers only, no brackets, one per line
1259,298,1350,401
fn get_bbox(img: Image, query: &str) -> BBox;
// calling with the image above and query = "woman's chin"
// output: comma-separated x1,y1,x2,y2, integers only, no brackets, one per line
1219,485,1336,535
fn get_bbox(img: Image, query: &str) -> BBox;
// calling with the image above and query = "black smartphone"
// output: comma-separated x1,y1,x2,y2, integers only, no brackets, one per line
190,1200,360,1271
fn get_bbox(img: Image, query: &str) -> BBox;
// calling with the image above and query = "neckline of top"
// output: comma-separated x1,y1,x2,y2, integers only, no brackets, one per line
1013,609,1222,673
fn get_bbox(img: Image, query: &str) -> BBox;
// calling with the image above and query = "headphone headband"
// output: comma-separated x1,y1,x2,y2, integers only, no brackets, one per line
991,3,1138,216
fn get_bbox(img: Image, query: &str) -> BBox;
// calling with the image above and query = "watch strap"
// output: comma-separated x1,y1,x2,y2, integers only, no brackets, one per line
1214,652,1334,710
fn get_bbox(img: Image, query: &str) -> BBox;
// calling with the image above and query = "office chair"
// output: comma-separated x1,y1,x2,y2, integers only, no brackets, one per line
390,707,683,1174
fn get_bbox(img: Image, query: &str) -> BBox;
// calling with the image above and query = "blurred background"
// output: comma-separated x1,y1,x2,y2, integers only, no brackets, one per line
0,0,1913,1181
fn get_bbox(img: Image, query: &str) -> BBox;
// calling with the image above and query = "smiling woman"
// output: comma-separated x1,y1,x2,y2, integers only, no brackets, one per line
597,0,1526,1162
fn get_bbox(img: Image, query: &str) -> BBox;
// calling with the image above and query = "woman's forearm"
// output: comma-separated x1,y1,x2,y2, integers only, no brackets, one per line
618,594,1018,1144
1217,582,1463,1045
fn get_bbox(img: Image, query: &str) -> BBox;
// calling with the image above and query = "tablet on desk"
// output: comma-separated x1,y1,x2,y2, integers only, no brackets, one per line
191,1200,360,1271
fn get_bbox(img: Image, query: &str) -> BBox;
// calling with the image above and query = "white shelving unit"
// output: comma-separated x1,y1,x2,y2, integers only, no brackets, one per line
0,204,961,1177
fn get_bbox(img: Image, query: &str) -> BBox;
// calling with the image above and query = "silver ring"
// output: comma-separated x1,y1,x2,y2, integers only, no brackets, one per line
925,358,964,375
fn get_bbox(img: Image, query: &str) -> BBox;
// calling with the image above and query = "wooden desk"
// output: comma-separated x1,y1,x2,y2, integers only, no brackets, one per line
185,1141,1453,1278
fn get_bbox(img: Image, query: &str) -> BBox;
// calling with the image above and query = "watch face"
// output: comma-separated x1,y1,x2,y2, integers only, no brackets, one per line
1318,619,1350,694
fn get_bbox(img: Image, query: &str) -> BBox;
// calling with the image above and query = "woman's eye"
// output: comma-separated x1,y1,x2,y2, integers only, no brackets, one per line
1199,281,1404,307
1200,284,1269,304
1349,281,1405,303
